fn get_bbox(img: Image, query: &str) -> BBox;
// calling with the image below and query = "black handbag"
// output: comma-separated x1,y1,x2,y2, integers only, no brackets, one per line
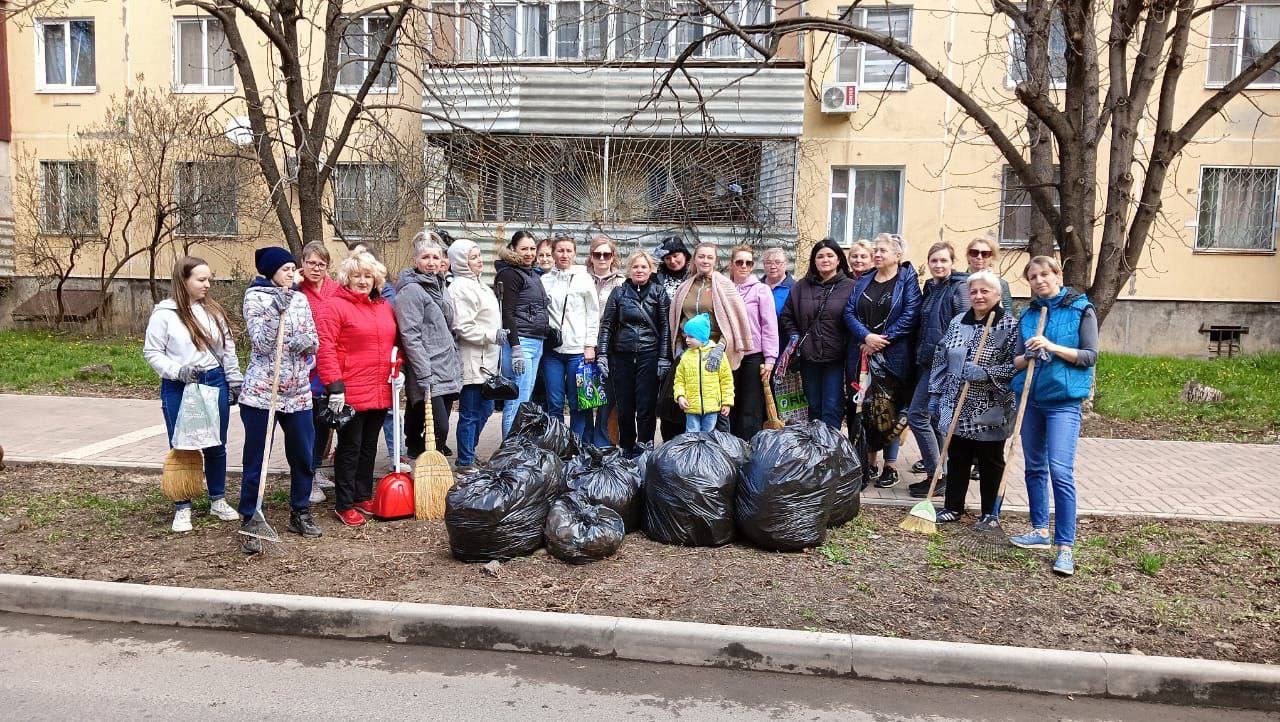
545,273,571,351
477,340,519,402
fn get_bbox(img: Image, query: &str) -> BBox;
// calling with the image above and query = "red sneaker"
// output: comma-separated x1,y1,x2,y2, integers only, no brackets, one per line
353,500,375,515
334,508,366,527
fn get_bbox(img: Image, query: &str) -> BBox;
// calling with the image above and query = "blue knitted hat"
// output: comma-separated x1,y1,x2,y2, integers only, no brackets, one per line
683,313,711,346
255,246,296,280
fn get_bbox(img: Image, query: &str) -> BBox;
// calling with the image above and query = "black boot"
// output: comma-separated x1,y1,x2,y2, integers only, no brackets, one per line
288,509,323,538
874,465,900,489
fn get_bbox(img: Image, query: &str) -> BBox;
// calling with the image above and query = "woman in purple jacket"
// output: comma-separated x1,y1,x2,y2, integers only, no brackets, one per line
727,245,779,441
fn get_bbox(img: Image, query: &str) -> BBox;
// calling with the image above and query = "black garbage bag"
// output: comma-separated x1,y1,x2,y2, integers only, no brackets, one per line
509,402,581,460
564,445,643,532
445,466,551,562
490,436,564,494
643,434,736,546
544,492,626,564
708,430,751,466
735,421,862,550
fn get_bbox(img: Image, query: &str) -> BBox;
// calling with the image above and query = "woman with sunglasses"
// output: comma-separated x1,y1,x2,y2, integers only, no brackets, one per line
844,233,922,488
585,235,625,447
726,245,778,441
965,238,1012,314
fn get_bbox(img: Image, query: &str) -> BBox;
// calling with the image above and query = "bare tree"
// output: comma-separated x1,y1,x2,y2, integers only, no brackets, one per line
655,0,1280,324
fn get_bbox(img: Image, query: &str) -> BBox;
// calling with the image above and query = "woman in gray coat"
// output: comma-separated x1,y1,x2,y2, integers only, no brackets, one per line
395,236,463,459
929,270,1017,528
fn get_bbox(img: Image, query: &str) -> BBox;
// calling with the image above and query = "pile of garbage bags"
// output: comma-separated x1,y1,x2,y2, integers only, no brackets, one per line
643,433,738,547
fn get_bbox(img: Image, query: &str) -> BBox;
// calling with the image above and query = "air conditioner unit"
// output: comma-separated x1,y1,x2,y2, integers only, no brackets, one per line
820,83,859,114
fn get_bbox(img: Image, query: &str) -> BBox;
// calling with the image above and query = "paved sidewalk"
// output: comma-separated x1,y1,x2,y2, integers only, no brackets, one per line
2,393,1277,524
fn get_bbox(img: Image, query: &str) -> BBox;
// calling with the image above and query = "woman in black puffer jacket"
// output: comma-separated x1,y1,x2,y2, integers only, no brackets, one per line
598,251,671,457
907,242,970,497
779,239,856,429
494,230,550,437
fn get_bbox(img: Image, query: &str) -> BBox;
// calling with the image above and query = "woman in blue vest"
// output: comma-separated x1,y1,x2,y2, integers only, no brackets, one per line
1008,255,1099,577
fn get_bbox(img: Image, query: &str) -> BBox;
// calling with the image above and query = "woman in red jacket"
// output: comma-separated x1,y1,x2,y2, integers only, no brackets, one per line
316,247,399,527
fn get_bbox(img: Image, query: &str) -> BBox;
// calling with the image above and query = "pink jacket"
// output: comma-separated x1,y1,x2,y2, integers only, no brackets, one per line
735,275,779,365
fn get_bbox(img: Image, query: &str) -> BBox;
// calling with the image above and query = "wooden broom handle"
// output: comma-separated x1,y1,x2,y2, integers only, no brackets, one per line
993,306,1049,500
254,309,288,514
922,311,997,499
422,381,437,454
762,376,784,426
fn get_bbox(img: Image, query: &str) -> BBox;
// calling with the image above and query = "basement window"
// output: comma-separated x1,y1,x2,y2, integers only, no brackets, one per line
1200,324,1248,358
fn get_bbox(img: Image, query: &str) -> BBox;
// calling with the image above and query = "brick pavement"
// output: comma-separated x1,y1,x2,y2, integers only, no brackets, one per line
2,393,1276,524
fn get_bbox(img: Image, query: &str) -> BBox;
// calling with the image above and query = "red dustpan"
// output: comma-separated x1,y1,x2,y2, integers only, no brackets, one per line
373,348,414,520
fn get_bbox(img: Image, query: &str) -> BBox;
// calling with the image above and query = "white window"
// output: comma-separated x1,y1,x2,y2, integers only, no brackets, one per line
999,165,1061,246
1008,9,1068,88
834,6,911,91
35,19,96,92
175,161,238,236
1195,166,1279,252
174,17,235,91
432,1,771,61
1207,3,1280,88
39,161,98,234
339,15,397,90
333,163,399,238
829,167,903,244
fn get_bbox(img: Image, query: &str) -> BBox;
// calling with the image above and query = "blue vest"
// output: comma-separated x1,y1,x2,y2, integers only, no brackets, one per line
1011,289,1094,405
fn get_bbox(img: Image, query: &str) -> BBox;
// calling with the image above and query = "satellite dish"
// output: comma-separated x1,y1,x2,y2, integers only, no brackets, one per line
224,116,254,146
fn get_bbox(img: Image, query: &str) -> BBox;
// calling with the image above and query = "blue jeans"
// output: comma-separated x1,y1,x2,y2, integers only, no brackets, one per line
159,367,229,510
541,350,589,438
1020,401,1081,546
501,336,545,437
456,383,494,466
907,370,943,476
383,410,398,465
238,404,315,518
685,412,719,433
799,360,845,429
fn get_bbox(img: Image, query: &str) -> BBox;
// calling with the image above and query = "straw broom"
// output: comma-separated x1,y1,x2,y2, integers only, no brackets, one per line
762,372,785,430
901,311,996,535
162,449,207,502
413,382,453,519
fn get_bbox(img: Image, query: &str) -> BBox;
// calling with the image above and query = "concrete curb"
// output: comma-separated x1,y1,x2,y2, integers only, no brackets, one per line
1,574,1276,710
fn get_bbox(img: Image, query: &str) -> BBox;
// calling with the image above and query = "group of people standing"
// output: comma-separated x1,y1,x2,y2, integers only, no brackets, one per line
143,230,1095,575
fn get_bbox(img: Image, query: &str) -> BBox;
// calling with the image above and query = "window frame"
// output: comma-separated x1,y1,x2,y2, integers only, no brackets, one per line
173,17,236,93
332,162,401,239
431,0,773,62
828,165,905,246
336,14,399,92
173,160,239,238
998,164,1061,248
1192,164,1280,254
34,18,97,93
1005,8,1068,90
1205,2,1280,90
38,160,99,235
833,6,912,92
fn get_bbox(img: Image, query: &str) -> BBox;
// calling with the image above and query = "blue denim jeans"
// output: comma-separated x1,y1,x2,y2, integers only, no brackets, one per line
159,367,229,510
685,412,719,433
238,404,315,517
1020,400,1081,546
456,383,494,466
799,360,845,429
501,336,545,437
541,350,589,438
906,370,944,476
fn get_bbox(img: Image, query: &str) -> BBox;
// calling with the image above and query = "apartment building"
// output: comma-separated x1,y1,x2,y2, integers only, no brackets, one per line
801,0,1280,354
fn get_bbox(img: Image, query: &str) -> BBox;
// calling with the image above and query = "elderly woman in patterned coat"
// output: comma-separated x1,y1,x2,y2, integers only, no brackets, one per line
928,270,1017,529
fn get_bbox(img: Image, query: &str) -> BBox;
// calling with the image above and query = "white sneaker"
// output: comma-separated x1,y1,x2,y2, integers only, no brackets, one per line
313,469,335,490
309,483,326,503
209,498,240,522
171,508,193,533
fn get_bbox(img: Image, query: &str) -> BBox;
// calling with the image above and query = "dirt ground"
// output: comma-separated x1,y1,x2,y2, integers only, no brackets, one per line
1,463,1276,665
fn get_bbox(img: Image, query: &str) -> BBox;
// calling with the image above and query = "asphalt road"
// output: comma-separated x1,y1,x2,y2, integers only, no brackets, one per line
0,612,1267,721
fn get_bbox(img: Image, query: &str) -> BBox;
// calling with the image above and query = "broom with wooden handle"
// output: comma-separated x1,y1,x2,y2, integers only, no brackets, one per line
761,372,786,430
413,380,453,519
238,310,286,543
981,306,1049,531
901,311,996,535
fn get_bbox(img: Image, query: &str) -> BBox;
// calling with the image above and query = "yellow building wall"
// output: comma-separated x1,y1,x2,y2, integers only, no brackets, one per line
799,0,1280,304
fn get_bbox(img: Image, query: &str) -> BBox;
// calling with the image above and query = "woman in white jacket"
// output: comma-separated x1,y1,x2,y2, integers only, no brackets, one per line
540,235,600,437
447,238,504,472
143,256,244,532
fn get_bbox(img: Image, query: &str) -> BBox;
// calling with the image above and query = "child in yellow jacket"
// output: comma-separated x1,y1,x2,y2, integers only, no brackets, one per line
674,313,734,433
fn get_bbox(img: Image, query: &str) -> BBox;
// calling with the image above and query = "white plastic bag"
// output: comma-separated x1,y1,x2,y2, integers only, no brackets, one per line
172,383,222,450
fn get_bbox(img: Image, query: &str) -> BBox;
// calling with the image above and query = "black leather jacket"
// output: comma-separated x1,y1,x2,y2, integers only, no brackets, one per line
598,279,671,358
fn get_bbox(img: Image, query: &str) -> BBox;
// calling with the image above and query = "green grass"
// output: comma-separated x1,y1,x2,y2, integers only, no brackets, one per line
1095,352,1280,440
0,330,156,391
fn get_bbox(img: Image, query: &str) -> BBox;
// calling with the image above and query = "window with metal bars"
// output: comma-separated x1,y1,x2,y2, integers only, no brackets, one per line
1195,166,1279,252
39,161,98,234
